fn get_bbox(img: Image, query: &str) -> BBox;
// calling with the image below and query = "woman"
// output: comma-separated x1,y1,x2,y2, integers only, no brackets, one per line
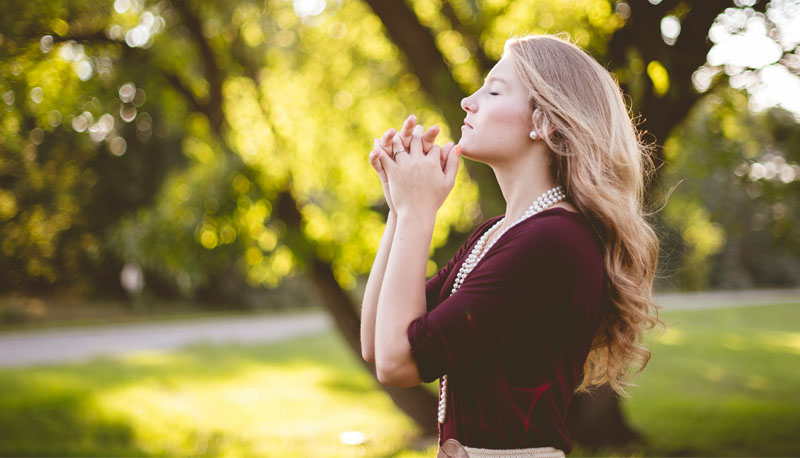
360,34,662,457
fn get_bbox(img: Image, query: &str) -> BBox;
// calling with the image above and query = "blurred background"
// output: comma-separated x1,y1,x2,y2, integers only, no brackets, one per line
0,0,798,456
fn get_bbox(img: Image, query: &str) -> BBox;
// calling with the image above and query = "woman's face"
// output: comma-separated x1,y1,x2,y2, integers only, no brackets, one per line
458,56,533,164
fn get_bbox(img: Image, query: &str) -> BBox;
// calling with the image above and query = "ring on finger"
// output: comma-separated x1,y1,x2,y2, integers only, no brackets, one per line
394,149,409,155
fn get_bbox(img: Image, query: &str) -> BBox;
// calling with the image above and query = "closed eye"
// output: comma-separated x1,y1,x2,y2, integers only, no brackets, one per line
489,92,499,96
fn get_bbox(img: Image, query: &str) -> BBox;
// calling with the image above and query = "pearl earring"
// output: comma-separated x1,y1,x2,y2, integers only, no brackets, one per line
529,130,539,140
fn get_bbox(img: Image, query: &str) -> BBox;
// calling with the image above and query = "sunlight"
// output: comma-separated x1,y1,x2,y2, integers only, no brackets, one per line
757,331,800,355
655,327,683,346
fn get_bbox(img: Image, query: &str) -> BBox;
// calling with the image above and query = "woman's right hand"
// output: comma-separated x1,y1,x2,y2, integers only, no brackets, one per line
369,115,441,213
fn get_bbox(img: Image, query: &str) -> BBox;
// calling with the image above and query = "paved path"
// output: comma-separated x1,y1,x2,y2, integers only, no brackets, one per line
655,288,800,310
1,289,798,368
0,311,331,368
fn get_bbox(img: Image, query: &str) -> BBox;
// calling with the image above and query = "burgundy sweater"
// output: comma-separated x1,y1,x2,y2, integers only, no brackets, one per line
407,208,608,454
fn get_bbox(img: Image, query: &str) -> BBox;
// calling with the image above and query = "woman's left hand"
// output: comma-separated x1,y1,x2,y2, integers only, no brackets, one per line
378,124,460,218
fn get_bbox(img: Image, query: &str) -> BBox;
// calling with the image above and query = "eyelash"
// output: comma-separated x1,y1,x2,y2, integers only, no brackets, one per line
489,92,499,96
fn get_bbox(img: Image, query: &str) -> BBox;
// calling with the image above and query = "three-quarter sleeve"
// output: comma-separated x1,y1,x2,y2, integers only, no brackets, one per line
425,218,500,312
425,262,455,313
408,214,601,383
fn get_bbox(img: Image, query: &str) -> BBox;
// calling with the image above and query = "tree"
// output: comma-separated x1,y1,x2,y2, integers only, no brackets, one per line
659,87,800,290
2,0,484,433
3,0,798,448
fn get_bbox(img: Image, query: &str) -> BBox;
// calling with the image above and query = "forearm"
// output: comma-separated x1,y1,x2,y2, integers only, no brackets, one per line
360,211,397,362
374,211,435,386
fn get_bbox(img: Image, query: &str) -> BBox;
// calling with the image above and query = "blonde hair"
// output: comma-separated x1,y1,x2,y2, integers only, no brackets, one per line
505,34,665,398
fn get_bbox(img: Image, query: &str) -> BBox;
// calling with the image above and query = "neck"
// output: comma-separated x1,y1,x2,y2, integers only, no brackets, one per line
490,151,559,225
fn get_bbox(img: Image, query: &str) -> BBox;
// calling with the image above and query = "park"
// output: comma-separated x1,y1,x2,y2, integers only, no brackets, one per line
1,0,799,456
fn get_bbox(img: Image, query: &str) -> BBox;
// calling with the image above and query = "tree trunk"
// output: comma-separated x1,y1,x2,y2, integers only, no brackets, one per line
165,0,443,436
565,384,642,449
308,257,440,435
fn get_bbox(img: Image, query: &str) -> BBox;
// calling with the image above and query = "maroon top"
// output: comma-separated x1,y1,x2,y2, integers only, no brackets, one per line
407,207,608,454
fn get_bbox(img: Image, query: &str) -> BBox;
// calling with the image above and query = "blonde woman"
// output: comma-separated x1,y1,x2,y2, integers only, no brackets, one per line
360,34,662,457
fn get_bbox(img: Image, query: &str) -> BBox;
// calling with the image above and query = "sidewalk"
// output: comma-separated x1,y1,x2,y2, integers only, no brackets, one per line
0,311,331,368
655,288,800,310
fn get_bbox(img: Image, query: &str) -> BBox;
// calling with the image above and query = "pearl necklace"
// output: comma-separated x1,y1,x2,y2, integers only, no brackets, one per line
437,185,566,424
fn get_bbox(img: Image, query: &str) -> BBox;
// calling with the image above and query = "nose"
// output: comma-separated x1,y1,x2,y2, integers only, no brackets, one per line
461,94,476,113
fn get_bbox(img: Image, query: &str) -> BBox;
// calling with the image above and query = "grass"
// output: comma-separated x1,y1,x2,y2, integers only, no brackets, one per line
0,302,798,457
571,302,800,457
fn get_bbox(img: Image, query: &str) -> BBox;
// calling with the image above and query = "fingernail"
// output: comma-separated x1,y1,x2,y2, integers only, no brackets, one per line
414,125,423,135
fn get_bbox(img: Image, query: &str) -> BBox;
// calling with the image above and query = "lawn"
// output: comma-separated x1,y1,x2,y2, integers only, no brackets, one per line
0,302,798,457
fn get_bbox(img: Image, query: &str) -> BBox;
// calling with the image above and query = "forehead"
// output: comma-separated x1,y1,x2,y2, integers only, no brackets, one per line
485,57,520,87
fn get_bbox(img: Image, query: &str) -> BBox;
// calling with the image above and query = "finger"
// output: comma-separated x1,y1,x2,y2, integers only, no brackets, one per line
422,125,439,154
391,134,406,161
369,139,379,167
369,149,386,178
410,124,423,157
370,140,388,182
444,144,460,188
380,128,396,153
399,114,416,149
428,145,442,166
440,142,454,171
378,145,396,173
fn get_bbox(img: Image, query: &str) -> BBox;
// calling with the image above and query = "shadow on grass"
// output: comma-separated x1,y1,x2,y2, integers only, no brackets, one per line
0,383,145,457
0,331,397,457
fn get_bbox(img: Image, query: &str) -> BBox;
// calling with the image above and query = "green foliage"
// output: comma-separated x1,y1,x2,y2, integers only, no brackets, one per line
479,0,620,60
0,0,185,294
2,0,798,297
1,0,485,296
659,88,800,290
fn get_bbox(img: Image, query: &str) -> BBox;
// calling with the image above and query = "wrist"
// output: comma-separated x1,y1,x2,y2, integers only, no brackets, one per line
396,209,436,228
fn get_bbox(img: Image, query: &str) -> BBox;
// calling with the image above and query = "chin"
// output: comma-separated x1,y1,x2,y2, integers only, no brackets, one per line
458,146,485,163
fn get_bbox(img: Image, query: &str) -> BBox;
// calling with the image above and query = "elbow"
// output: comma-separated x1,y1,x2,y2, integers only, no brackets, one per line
362,348,375,364
375,362,420,388
376,367,403,387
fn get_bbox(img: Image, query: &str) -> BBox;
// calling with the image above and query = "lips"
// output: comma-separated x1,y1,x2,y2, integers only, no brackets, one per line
463,120,473,129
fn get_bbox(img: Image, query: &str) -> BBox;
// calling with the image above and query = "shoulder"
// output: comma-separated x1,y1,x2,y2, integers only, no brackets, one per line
520,208,598,245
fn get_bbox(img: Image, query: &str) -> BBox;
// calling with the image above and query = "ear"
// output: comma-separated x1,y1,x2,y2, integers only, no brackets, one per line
531,106,558,140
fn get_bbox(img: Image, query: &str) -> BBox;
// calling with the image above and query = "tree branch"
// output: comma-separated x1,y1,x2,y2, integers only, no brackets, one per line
361,0,465,133
169,0,224,132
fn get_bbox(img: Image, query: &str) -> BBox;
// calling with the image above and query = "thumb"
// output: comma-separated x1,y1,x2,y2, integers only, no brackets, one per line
439,141,454,171
443,144,460,188
378,147,395,176
370,139,388,183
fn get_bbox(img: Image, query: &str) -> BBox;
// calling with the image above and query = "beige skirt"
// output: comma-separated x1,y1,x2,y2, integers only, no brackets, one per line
436,439,566,458
437,438,566,458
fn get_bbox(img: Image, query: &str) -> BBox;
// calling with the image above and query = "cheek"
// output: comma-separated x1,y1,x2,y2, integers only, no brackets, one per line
487,102,530,138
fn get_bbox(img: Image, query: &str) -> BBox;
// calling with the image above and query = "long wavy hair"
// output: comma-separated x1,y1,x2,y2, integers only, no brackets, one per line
505,34,665,398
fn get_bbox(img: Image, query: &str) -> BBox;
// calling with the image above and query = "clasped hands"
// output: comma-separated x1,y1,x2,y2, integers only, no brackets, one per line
368,114,460,217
